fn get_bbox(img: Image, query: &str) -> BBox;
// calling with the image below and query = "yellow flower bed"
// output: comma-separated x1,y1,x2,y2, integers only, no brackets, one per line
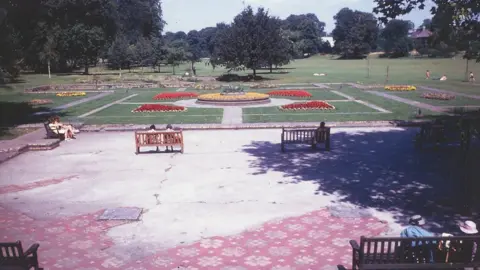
56,92,86,97
197,92,269,101
384,85,416,91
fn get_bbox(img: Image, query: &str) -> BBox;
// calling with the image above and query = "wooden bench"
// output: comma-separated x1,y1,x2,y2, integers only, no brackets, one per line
281,127,330,152
350,235,480,269
0,241,43,270
43,122,64,140
135,130,184,154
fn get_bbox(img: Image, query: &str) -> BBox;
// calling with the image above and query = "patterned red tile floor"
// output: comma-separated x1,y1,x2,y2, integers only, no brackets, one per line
0,179,388,269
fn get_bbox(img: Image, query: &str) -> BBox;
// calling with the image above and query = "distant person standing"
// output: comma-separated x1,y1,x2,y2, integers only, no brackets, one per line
426,70,430,79
470,71,475,82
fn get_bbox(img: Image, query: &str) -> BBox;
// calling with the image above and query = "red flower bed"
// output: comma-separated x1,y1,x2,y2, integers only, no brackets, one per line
280,101,335,111
132,104,187,112
267,90,312,98
153,92,198,100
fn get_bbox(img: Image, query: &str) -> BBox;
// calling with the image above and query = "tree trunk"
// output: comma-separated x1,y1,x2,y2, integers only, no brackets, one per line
172,64,175,75
47,59,51,79
83,57,89,74
465,59,469,81
270,64,273,73
119,67,122,78
253,69,256,78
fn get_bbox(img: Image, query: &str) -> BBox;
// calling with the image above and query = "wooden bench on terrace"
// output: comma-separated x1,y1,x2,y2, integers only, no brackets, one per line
43,122,64,140
350,235,480,269
135,130,184,154
281,126,330,152
0,241,43,270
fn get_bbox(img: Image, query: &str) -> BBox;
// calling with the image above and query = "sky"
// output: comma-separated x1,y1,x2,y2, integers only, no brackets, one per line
162,0,434,34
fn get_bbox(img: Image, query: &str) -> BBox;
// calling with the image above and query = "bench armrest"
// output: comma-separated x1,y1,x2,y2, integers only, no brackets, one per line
24,243,40,256
350,240,360,251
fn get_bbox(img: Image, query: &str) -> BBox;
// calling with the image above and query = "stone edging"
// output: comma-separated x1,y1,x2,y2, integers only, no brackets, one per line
0,140,60,164
79,120,427,132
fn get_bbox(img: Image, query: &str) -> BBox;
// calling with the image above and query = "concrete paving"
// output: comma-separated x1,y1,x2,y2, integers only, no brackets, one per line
0,127,467,268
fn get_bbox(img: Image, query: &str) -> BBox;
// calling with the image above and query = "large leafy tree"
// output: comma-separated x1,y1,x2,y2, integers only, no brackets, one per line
116,0,164,42
282,14,326,57
332,8,379,59
186,30,203,70
165,40,188,75
216,6,282,77
380,19,414,57
373,0,480,61
263,19,292,72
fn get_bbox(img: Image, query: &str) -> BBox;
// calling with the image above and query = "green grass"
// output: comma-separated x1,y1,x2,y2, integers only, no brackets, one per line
0,92,92,108
82,103,223,124
63,92,134,119
383,90,480,106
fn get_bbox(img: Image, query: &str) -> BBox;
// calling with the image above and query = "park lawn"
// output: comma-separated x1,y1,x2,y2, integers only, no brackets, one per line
82,103,223,124
385,90,480,106
243,100,380,122
125,89,201,103
252,89,348,100
62,92,135,120
0,92,93,108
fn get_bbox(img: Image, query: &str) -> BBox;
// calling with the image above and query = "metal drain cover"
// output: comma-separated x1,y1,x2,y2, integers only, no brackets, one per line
97,207,143,221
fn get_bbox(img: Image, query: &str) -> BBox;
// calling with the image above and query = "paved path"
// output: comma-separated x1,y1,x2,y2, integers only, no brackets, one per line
367,91,447,113
312,83,331,89
53,92,113,110
78,94,137,118
222,107,243,124
330,90,354,100
176,88,187,92
420,86,480,100
331,90,391,113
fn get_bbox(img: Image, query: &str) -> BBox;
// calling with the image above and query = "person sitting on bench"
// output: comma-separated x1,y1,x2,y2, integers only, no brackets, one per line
165,124,175,152
48,116,77,141
400,215,436,263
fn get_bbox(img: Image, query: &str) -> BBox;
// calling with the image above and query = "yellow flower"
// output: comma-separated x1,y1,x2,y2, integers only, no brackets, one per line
197,92,269,101
384,85,416,91
56,92,87,97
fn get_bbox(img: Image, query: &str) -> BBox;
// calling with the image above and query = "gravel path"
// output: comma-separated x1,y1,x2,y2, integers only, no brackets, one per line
222,107,243,124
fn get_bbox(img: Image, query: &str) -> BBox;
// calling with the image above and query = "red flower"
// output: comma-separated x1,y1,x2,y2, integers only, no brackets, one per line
280,101,335,111
153,92,198,100
132,104,187,112
267,90,312,98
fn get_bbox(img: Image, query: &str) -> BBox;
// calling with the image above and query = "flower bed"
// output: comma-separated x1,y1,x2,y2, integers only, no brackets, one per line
250,83,279,89
132,104,187,112
197,92,269,101
280,101,335,111
153,92,198,100
384,85,416,91
421,92,455,100
56,92,86,97
267,90,312,98
29,99,53,105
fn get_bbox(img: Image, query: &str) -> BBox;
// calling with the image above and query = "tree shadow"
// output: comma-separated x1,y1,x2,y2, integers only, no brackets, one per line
216,74,274,82
242,128,478,234
255,71,290,75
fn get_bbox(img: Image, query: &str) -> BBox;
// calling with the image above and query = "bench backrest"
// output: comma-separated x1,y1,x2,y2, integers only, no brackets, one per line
359,236,480,266
282,128,316,143
135,131,183,145
0,241,25,265
44,122,57,137
315,127,330,143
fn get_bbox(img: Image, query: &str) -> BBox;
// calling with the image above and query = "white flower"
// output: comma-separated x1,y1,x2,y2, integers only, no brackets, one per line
268,246,292,256
197,256,222,267
200,239,224,249
177,248,199,257
244,256,271,266
288,238,311,248
265,230,288,239
221,247,245,257
294,255,316,265
307,230,330,239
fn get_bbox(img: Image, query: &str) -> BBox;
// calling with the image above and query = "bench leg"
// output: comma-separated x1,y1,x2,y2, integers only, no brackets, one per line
281,143,285,152
156,146,159,152
136,147,140,154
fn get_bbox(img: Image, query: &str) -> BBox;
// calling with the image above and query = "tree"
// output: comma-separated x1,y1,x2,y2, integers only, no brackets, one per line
381,19,414,57
373,0,480,61
463,41,480,81
0,10,21,81
151,37,166,72
332,8,379,59
108,34,135,75
263,19,292,72
134,37,154,73
216,6,282,77
165,40,188,75
282,14,326,56
186,30,203,71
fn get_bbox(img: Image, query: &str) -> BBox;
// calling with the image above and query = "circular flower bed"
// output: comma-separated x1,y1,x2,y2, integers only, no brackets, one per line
421,92,455,100
267,90,312,98
56,91,86,97
197,92,269,102
280,101,335,111
132,104,187,112
29,99,53,105
153,92,198,100
384,85,416,91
